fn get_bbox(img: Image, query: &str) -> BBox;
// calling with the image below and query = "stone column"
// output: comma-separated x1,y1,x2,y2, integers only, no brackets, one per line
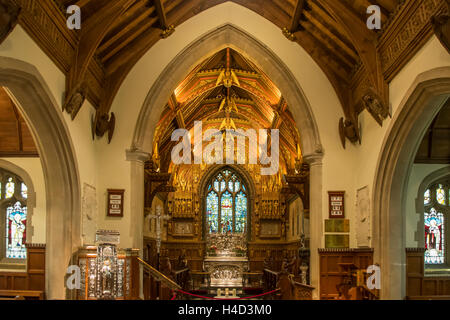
304,153,323,300
126,148,150,299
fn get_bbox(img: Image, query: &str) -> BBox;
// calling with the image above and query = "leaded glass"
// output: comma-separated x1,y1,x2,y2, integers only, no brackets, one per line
424,189,431,205
5,177,14,199
214,180,219,192
6,202,27,259
437,185,446,205
206,191,219,233
425,208,445,264
205,168,248,234
221,192,233,233
21,183,27,199
235,192,247,233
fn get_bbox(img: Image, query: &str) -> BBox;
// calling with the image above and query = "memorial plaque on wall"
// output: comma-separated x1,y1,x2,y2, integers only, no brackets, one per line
325,219,350,233
328,191,345,218
107,189,124,217
325,234,349,248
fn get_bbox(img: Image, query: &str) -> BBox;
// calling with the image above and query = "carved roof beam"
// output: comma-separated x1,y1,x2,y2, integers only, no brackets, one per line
64,0,135,119
153,0,168,29
318,0,389,112
289,0,309,33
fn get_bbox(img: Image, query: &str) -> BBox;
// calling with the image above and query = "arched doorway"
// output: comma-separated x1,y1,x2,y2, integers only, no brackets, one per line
373,67,450,299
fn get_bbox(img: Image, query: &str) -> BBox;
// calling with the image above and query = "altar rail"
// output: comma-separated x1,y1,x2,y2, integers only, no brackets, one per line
263,269,314,300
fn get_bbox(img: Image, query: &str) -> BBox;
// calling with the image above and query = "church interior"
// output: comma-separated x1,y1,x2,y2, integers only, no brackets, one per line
0,0,448,301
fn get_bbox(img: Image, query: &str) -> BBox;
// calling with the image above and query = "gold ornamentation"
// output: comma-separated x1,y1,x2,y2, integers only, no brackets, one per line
282,27,296,41
160,25,175,39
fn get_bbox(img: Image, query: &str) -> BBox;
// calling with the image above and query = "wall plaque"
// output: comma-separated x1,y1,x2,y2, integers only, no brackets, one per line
325,219,350,233
328,191,345,219
107,189,124,217
325,234,349,248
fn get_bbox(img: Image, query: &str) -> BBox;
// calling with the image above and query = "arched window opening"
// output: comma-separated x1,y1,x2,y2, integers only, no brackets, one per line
205,168,248,234
0,169,28,260
424,180,450,266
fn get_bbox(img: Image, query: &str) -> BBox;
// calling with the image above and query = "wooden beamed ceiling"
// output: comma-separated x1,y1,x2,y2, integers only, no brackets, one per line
4,0,449,146
153,48,301,173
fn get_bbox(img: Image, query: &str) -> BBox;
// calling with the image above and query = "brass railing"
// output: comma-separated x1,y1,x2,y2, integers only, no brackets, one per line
137,258,181,290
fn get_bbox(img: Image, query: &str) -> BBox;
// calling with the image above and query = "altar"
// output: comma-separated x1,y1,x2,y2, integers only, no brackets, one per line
203,233,249,288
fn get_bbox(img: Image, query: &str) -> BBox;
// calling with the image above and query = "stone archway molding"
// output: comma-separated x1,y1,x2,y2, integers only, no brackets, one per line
0,57,81,299
372,66,450,300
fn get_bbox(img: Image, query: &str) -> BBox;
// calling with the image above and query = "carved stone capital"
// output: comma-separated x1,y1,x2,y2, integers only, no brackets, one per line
126,148,150,163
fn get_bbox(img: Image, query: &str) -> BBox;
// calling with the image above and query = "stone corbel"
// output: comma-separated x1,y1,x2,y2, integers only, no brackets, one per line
0,0,20,45
361,88,391,126
63,81,88,120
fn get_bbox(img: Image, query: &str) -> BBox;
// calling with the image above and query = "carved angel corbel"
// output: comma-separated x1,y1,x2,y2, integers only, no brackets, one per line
339,117,361,149
0,0,20,45
91,111,116,143
362,88,390,126
64,81,88,120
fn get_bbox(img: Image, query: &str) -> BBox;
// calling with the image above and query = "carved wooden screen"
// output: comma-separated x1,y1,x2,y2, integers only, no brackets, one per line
205,168,248,234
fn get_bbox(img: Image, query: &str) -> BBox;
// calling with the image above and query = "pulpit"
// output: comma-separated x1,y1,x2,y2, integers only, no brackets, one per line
203,233,249,287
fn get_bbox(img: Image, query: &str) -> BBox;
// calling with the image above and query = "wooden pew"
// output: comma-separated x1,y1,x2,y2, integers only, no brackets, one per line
0,290,44,300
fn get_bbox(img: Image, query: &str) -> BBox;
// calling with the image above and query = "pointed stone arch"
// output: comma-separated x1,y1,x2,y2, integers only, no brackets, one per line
373,67,450,299
0,57,81,299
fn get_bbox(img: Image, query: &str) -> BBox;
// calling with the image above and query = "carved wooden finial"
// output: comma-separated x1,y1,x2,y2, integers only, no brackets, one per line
160,25,175,39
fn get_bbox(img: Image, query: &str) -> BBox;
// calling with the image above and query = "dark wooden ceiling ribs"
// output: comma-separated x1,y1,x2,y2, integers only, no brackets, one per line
4,0,447,147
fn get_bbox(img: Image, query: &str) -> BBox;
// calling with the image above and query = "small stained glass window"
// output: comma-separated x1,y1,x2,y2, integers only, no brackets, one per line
5,177,14,199
437,185,446,205
21,183,27,199
424,189,431,205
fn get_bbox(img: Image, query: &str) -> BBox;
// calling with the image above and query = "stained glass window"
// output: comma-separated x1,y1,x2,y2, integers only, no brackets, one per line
424,189,431,205
437,185,446,205
425,208,445,264
21,183,27,199
6,202,27,259
5,177,14,199
205,168,248,234
235,192,247,233
424,180,449,266
221,192,233,234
